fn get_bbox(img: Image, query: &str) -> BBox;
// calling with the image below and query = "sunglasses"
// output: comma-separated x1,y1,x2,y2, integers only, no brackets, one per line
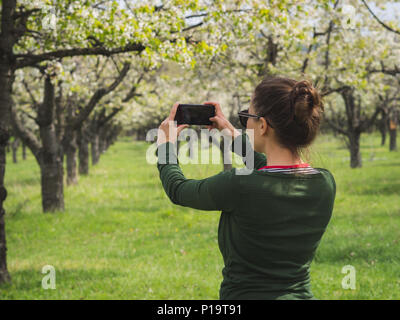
238,109,274,128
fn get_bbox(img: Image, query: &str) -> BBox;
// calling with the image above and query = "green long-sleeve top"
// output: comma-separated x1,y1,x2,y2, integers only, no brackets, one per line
156,133,336,300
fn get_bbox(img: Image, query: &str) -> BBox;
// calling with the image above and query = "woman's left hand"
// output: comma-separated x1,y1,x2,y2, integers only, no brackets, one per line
157,103,189,146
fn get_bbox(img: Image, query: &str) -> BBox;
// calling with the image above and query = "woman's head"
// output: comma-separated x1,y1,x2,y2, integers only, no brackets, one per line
246,76,324,158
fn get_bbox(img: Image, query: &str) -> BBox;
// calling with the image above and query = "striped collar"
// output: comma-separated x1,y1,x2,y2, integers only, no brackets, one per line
258,163,310,171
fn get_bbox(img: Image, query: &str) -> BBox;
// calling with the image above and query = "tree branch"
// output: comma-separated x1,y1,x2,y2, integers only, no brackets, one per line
19,109,39,125
12,7,41,40
360,106,382,132
321,85,352,97
98,107,122,128
301,27,328,74
15,43,144,69
323,116,349,136
69,62,130,129
122,73,145,103
182,21,204,33
367,62,400,76
22,79,39,108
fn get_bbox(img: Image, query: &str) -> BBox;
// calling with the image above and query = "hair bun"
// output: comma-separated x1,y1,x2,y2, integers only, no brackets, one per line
290,80,321,124
251,76,324,156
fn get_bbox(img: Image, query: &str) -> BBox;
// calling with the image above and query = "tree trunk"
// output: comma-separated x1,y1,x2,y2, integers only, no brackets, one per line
102,124,118,152
91,133,100,166
0,1,15,280
136,128,146,141
378,110,388,146
78,126,90,175
389,110,398,151
11,137,19,163
108,126,120,149
380,128,387,146
22,143,27,160
348,131,362,168
64,129,78,185
338,88,379,169
0,130,11,284
38,77,65,212
66,144,78,185
40,158,64,212
99,131,107,155
389,128,397,151
99,123,115,154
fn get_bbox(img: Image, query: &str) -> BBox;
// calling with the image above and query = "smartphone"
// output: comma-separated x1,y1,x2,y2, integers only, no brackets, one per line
174,104,215,125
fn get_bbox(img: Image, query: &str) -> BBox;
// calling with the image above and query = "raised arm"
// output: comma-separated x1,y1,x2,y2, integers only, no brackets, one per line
156,142,236,212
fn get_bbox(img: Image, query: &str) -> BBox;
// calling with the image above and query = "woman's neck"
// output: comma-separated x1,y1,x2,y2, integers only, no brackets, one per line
262,143,304,167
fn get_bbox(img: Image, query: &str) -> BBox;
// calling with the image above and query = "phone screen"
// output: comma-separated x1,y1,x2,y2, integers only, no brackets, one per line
174,104,215,125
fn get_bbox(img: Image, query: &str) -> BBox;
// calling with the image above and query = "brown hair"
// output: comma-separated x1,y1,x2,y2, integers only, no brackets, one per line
251,76,324,159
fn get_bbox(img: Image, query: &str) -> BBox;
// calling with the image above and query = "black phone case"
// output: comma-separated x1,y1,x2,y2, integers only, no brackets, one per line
174,104,215,125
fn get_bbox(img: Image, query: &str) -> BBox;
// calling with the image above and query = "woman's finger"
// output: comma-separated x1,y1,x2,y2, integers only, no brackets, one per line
208,117,218,129
209,116,222,125
169,102,180,120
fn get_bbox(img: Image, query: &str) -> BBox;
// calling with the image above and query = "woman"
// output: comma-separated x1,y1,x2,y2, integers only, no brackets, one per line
156,77,336,300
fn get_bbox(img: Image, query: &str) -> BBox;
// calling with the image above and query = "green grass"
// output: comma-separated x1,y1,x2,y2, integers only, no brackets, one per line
1,132,399,299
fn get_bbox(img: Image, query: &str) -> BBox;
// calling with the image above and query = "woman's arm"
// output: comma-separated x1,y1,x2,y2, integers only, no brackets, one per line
157,142,236,212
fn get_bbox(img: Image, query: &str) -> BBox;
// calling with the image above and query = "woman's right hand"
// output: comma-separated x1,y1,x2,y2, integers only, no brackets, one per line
203,101,241,138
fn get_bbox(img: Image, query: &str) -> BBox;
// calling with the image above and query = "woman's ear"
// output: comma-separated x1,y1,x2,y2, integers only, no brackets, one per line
259,117,269,136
